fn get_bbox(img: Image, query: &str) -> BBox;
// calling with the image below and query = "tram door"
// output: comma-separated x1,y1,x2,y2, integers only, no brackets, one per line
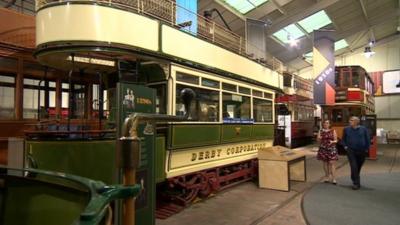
116,82,156,225
361,115,377,159
277,115,291,147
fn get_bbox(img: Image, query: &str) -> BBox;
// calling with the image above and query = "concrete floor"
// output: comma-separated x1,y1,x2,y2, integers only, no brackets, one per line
156,144,400,225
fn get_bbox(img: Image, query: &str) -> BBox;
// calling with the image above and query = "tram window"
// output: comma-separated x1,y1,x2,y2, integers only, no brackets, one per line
352,71,360,87
176,72,199,85
92,84,109,117
61,83,69,118
72,84,86,118
252,90,263,97
222,83,237,92
239,86,250,95
335,70,340,86
253,98,272,122
264,92,273,99
23,79,45,119
0,74,15,119
342,71,350,87
332,109,343,122
176,84,219,122
201,78,219,89
283,74,292,87
148,84,167,114
222,93,250,120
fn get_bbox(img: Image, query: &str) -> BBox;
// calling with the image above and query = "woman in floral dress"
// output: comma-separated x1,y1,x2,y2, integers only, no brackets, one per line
317,120,338,184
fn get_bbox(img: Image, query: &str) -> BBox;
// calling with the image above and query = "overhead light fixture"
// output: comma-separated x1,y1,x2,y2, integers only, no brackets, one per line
368,40,375,46
363,46,375,58
287,34,298,47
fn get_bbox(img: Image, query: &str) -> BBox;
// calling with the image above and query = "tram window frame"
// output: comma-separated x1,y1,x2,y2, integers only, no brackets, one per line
264,92,273,99
176,72,199,85
201,78,220,89
238,86,251,95
222,82,237,92
252,90,263,98
253,97,273,123
148,82,167,115
175,84,219,122
22,76,48,119
222,92,251,121
0,74,16,119
352,71,360,88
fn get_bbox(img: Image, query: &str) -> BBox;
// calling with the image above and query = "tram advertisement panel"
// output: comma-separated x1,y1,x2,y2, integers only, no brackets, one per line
313,30,335,105
117,83,156,225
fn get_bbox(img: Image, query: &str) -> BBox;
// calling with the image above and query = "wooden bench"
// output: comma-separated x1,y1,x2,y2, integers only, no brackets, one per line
258,146,306,191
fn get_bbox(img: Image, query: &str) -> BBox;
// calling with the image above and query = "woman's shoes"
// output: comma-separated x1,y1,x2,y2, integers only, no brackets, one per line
331,180,337,185
322,177,330,183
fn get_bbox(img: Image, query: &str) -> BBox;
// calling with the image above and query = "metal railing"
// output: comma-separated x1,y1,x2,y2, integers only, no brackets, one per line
35,0,282,72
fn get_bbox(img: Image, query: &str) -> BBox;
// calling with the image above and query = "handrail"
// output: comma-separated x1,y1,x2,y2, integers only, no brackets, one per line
0,166,141,225
35,0,283,73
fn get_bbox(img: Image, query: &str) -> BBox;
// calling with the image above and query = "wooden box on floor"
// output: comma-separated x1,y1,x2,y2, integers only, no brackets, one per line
258,146,306,191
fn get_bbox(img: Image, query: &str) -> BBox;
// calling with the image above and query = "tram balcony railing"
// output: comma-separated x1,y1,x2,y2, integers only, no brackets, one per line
35,0,284,72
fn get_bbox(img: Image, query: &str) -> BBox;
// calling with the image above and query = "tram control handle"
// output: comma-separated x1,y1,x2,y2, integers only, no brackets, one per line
118,88,195,225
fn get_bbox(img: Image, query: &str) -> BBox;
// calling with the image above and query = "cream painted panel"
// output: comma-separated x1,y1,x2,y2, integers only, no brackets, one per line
161,25,280,88
36,4,159,51
166,140,272,178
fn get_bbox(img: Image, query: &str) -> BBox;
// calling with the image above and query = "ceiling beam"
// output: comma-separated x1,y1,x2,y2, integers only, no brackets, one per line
265,0,340,35
270,0,286,15
348,30,369,52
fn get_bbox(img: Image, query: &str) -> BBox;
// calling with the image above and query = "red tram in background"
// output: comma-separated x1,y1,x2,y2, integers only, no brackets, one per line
321,66,377,159
275,72,314,148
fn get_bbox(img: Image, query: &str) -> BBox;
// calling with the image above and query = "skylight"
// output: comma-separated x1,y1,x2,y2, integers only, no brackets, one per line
298,10,332,33
222,0,269,14
273,24,306,44
334,39,348,51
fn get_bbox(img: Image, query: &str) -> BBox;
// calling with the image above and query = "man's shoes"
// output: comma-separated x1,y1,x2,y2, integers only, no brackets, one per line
352,185,360,190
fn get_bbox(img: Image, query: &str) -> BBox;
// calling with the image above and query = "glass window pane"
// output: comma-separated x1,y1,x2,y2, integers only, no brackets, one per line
239,86,250,95
222,0,268,14
253,98,272,122
273,24,305,43
176,84,219,122
201,78,219,89
343,71,350,87
62,83,69,89
0,86,15,119
222,93,250,121
298,10,332,33
334,39,348,51
23,89,44,119
332,109,343,123
352,71,360,88
62,92,69,108
264,92,273,99
176,72,199,85
222,83,237,92
0,75,15,83
252,90,263,97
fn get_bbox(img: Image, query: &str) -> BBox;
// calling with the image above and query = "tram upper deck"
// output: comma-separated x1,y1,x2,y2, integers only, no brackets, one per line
34,0,283,91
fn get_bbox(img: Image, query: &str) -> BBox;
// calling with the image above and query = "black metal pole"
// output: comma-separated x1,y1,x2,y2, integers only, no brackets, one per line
98,72,103,130
68,53,75,132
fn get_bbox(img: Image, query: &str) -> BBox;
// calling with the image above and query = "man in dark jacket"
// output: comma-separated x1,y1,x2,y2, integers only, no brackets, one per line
342,116,370,190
